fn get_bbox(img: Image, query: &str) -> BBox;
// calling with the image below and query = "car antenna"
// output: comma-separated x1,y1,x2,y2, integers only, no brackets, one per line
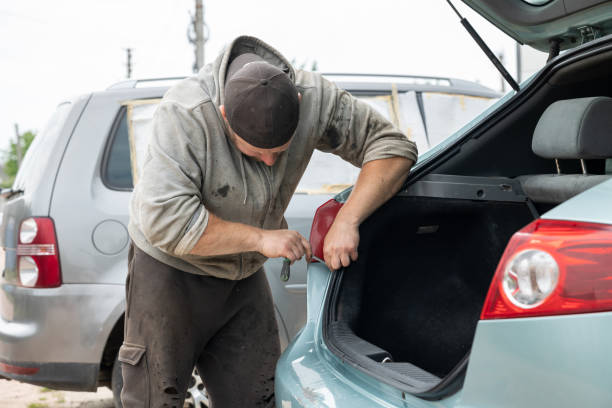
446,0,520,92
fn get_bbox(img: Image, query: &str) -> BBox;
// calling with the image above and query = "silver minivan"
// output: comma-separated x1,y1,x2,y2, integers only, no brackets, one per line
0,74,497,407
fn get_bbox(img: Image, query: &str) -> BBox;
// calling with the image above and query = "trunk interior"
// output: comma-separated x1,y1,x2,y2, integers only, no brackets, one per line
324,40,612,397
354,197,533,378
325,176,535,393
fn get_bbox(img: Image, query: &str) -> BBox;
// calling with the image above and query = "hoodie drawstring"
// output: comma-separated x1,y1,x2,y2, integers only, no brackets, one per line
240,154,247,205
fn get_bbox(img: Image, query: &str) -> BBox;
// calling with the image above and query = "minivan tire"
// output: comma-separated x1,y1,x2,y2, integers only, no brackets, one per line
111,354,123,408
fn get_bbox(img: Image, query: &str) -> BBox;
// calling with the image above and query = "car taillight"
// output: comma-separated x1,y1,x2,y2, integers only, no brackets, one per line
481,219,612,319
309,199,343,262
16,217,61,288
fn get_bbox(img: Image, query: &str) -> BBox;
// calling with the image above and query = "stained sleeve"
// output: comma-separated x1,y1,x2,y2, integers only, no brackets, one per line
133,102,209,256
315,76,418,167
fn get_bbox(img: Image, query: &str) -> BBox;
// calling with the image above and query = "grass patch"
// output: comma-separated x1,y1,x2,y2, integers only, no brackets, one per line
28,403,49,408
40,387,53,393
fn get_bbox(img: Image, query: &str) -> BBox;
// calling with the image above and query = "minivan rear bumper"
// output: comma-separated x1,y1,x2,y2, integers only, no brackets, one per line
0,282,124,390
0,359,99,391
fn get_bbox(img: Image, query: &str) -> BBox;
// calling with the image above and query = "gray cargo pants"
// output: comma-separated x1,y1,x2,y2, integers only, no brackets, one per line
119,242,280,408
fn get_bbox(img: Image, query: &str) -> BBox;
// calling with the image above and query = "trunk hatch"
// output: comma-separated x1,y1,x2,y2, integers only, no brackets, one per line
461,0,612,51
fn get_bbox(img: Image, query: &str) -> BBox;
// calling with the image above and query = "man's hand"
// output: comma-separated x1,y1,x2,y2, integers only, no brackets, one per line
323,218,359,271
320,156,413,271
259,230,312,264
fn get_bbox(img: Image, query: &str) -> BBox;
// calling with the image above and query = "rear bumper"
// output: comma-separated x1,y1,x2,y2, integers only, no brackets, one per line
276,323,395,408
460,312,612,408
0,360,98,391
0,282,124,390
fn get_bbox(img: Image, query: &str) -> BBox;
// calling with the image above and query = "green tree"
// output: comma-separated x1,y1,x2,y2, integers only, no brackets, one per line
1,130,36,188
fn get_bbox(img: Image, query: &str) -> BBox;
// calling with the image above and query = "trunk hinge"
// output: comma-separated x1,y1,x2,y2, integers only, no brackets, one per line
578,25,601,45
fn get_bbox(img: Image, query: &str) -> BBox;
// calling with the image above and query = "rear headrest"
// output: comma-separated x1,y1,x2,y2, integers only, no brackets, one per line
533,96,612,159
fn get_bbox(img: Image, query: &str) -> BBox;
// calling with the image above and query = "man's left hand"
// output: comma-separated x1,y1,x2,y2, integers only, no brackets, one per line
323,218,359,271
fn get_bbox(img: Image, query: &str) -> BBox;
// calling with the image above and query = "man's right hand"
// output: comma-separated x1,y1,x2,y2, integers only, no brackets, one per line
258,230,312,264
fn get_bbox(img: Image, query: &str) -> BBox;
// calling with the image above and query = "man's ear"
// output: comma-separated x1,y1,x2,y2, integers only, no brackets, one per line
298,93,302,103
219,105,226,119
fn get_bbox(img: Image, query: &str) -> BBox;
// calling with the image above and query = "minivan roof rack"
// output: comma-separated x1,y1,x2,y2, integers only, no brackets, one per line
106,73,498,97
107,77,187,90
323,72,452,81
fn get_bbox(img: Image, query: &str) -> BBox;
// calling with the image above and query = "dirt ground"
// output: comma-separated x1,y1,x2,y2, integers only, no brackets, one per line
0,379,114,408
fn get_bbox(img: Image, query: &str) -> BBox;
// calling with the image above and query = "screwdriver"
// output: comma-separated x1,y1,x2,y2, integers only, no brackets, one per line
280,258,291,282
280,254,328,282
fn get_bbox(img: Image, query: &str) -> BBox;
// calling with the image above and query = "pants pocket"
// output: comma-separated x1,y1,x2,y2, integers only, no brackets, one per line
119,343,149,408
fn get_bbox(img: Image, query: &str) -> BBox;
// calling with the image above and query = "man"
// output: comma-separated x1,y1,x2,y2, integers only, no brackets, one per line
121,36,417,407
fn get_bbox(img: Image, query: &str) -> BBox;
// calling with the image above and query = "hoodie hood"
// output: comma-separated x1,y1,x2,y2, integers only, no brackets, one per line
198,35,297,108
195,36,297,206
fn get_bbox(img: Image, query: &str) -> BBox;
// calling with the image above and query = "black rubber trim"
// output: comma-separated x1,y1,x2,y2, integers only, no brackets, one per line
400,174,528,202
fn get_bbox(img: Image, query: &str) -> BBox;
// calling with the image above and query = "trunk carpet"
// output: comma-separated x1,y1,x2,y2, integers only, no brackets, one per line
337,197,534,378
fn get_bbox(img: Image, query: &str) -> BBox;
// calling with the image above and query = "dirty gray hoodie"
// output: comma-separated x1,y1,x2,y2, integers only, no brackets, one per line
128,36,418,280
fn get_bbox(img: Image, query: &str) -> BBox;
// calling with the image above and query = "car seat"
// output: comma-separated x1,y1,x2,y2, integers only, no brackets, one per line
517,96,612,204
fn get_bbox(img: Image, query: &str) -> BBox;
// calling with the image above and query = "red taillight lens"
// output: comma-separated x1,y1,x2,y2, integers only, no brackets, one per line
309,199,343,262
481,219,612,319
16,217,61,288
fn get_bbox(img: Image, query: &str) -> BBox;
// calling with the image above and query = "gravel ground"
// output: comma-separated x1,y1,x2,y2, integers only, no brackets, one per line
0,379,114,408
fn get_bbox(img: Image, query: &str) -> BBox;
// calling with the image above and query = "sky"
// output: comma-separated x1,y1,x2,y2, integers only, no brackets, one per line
0,0,547,151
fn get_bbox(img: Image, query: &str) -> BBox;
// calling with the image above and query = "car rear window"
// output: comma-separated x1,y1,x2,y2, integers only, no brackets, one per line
103,108,133,190
13,102,72,191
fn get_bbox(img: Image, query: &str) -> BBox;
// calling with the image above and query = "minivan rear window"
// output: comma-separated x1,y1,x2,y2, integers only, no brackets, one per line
13,102,72,191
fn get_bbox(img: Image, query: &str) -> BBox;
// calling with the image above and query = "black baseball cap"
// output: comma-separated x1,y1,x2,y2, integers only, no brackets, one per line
224,54,299,149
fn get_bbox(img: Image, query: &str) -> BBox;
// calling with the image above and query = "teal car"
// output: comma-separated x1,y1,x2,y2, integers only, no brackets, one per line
276,1,612,407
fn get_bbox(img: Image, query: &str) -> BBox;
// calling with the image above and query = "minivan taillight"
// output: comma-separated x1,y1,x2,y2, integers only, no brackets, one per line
16,217,61,288
481,219,612,320
309,199,343,262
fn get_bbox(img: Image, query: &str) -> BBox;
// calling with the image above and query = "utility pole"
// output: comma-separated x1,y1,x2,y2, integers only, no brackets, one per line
14,123,22,169
125,48,133,79
195,0,204,70
188,0,207,73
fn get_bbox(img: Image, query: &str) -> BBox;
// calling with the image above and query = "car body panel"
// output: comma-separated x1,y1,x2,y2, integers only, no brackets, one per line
541,178,612,224
459,312,612,408
50,88,163,285
461,0,612,52
0,283,123,363
0,94,90,250
0,282,124,390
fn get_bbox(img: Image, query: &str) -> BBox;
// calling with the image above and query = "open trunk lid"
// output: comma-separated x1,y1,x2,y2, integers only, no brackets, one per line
461,0,612,52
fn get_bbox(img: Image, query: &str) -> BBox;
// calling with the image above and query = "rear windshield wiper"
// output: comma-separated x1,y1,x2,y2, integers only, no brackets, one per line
446,0,520,92
1,188,24,199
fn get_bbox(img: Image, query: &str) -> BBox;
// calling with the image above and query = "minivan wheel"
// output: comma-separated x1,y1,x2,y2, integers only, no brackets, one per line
111,354,208,408
111,354,123,408
185,369,209,408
